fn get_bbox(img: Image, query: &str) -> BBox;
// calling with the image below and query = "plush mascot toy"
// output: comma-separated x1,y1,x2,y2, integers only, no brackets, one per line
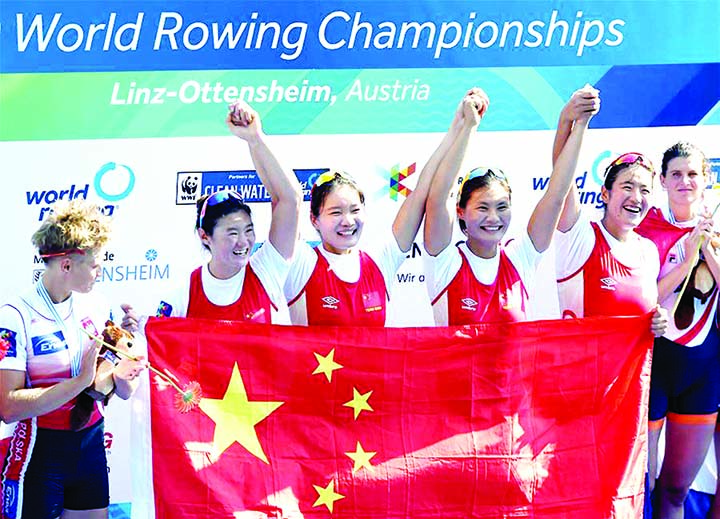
70,320,134,431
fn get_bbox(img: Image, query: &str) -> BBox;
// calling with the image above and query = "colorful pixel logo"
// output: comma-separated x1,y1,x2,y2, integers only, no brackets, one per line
0,328,17,360
388,163,416,201
156,301,173,317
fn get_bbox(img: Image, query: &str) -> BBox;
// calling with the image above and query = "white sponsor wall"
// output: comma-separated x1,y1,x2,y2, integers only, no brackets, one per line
1,123,719,513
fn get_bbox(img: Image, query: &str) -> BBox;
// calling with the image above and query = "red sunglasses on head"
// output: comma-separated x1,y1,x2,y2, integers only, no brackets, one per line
604,152,655,177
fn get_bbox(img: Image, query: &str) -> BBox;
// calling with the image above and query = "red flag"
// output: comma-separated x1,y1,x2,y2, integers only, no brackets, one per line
147,315,653,519
635,207,692,265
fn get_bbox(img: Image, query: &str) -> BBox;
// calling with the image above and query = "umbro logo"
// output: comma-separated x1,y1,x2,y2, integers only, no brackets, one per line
322,296,340,309
600,277,617,291
461,297,478,311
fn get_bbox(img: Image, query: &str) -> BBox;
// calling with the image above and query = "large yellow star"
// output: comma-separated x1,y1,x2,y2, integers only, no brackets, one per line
312,348,343,382
345,441,376,474
198,363,283,463
343,387,373,419
312,479,345,512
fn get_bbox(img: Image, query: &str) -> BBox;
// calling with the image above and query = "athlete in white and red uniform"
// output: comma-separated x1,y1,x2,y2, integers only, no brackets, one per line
285,237,404,326
124,101,303,328
0,290,109,430
637,204,714,345
424,86,599,326
426,235,538,325
553,145,667,327
0,200,145,519
553,147,669,517
550,101,666,332
285,92,486,327
156,239,290,323
634,143,720,518
555,214,661,319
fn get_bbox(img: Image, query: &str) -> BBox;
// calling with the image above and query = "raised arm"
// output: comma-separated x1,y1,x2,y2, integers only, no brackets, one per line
423,90,489,256
227,101,303,260
392,100,466,252
529,87,599,250
552,86,600,233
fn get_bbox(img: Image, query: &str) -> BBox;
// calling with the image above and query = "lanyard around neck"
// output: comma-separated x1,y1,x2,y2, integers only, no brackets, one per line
35,277,83,377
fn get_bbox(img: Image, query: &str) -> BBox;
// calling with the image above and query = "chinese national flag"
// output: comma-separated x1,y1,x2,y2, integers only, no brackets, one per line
146,314,653,519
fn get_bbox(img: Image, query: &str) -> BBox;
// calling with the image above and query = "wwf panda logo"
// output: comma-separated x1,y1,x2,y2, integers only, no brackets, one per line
181,176,198,195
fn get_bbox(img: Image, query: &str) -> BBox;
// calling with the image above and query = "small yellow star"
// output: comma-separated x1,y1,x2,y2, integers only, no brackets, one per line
312,348,343,382
345,441,376,474
343,387,373,419
312,479,345,513
198,363,283,463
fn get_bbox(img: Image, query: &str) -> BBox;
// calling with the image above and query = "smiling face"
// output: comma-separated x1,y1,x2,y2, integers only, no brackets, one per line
601,165,653,238
312,184,365,254
660,155,707,210
201,210,255,279
457,182,512,258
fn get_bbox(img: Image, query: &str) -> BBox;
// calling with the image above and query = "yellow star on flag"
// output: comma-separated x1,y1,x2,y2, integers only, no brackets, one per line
312,348,343,382
312,479,345,512
345,441,376,474
343,387,373,419
198,362,283,463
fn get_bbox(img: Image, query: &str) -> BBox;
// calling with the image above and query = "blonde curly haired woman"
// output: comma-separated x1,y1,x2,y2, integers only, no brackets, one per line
0,199,145,519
